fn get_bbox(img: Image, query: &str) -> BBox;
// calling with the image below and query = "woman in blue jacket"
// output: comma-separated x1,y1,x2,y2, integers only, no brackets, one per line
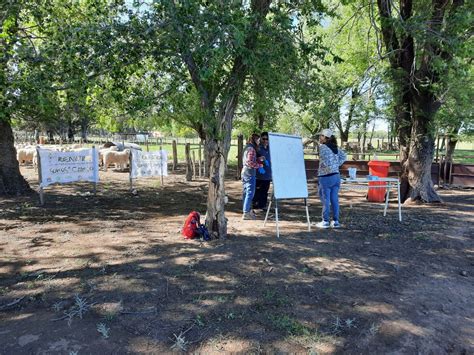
253,132,271,210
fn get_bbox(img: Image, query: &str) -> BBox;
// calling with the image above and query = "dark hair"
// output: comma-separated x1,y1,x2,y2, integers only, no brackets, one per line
326,135,338,147
247,133,260,146
261,131,269,138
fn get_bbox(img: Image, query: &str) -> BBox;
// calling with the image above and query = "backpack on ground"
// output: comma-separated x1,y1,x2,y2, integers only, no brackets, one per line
182,211,200,239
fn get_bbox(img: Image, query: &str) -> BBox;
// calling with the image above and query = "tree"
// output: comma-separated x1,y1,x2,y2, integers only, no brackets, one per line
375,0,470,202
289,2,383,144
1,0,125,194
436,61,473,163
1,2,33,195
135,1,329,237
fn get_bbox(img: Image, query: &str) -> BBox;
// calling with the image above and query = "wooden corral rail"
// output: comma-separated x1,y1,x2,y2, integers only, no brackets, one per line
450,163,474,187
304,150,400,160
304,159,441,185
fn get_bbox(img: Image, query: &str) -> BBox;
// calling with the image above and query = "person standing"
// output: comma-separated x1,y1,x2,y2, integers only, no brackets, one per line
241,133,265,220
253,132,272,211
316,129,347,228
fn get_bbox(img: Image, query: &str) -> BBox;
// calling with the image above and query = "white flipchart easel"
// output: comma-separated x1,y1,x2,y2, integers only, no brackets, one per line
263,133,311,237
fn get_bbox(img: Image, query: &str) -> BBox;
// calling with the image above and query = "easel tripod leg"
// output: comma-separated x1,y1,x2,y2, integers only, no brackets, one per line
275,199,280,238
384,183,390,216
263,195,273,227
305,198,311,231
397,183,402,222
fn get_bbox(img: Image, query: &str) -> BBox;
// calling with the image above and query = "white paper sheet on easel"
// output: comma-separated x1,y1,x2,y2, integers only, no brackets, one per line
268,133,308,200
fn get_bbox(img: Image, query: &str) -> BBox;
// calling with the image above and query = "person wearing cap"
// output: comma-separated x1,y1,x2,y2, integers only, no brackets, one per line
253,132,272,211
316,128,347,228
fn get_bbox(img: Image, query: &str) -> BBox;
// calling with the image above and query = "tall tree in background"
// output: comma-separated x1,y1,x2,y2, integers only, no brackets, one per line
1,1,118,195
327,4,380,144
292,2,382,143
151,1,272,237
375,0,470,202
144,1,328,237
436,62,473,163
0,2,33,195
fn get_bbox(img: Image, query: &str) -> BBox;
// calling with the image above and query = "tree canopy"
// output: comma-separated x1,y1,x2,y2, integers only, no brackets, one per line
1,0,473,233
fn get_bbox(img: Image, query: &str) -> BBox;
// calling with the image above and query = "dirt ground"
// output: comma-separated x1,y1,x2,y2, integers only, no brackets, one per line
1,165,473,354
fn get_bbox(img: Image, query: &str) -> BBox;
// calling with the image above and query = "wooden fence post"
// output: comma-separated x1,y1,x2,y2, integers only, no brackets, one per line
237,134,244,180
198,144,202,178
192,150,196,179
172,140,178,170
185,143,192,181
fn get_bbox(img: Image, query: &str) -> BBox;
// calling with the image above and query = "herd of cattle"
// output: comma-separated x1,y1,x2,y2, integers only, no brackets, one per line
15,142,142,172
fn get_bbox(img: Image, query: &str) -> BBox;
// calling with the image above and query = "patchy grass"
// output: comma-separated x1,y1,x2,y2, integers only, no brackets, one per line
1,168,472,353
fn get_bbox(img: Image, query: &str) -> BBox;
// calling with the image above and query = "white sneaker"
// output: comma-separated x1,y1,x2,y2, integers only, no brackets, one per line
315,221,330,229
331,221,341,228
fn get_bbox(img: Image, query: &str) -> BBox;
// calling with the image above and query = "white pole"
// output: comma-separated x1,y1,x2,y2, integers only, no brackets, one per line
129,150,133,191
305,198,311,231
397,181,402,222
92,145,97,196
275,199,280,238
263,194,273,227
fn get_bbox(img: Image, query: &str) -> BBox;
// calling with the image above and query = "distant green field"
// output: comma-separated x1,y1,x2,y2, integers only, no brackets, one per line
456,141,474,150
452,150,474,164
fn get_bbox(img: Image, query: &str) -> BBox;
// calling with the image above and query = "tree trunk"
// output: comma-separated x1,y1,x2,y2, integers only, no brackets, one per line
202,139,211,178
340,130,349,144
256,112,265,130
204,138,228,238
445,137,457,163
361,129,367,160
376,0,464,204
404,131,440,203
396,92,415,203
344,87,359,145
204,89,241,238
254,78,266,130
80,117,88,142
185,143,192,181
236,134,243,180
445,125,461,163
401,95,442,203
0,120,32,196
178,0,271,238
368,122,375,147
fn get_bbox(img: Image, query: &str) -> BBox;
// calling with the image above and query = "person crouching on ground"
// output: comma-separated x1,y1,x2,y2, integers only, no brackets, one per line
317,129,347,228
241,133,265,220
253,132,272,211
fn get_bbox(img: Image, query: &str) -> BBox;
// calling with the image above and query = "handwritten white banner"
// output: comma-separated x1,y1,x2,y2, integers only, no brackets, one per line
38,148,99,187
130,150,168,178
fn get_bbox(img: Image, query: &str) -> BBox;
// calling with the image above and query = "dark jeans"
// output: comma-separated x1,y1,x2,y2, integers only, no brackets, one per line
252,179,271,209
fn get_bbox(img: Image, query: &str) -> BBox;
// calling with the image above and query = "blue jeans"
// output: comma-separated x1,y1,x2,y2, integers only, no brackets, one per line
242,175,256,213
318,174,341,222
